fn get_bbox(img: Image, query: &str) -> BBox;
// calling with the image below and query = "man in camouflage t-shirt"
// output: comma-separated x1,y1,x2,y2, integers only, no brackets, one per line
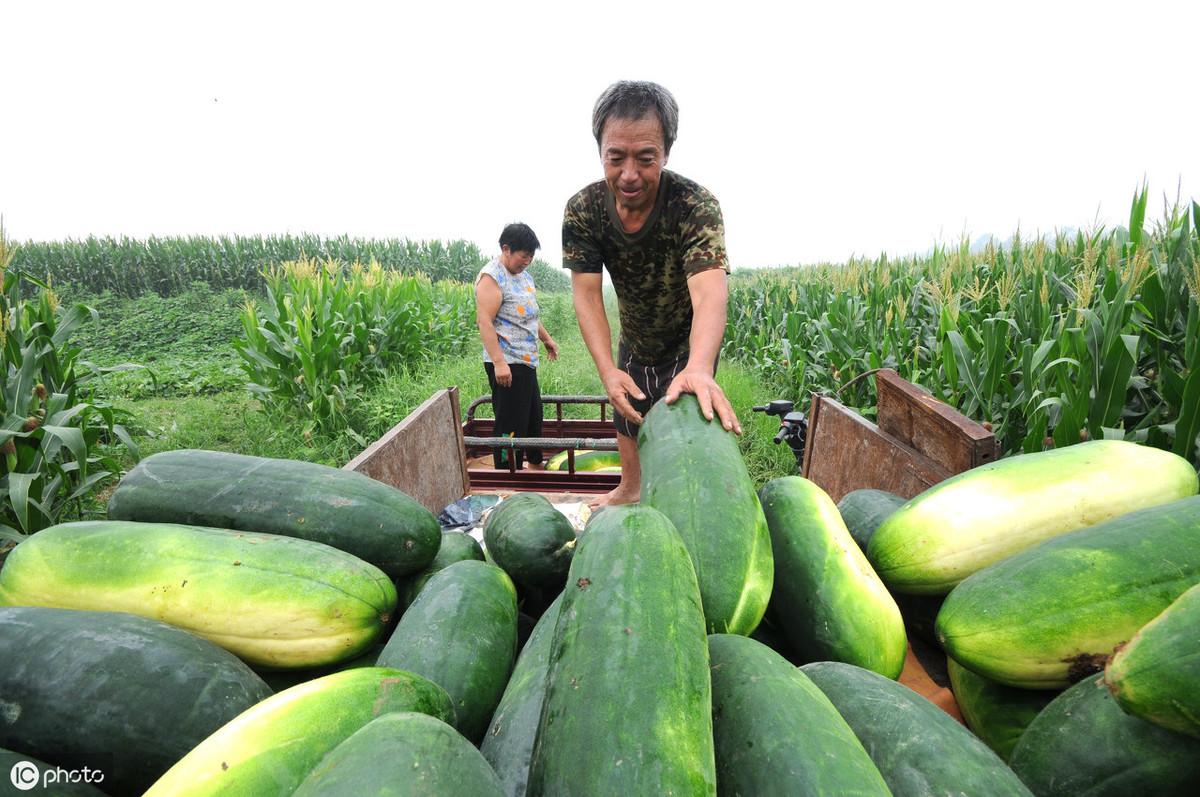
564,80,741,506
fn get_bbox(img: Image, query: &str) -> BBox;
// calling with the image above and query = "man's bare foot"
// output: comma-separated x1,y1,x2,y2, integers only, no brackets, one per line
588,484,639,510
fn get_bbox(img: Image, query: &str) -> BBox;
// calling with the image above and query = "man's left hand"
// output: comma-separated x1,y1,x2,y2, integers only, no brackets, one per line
664,369,741,434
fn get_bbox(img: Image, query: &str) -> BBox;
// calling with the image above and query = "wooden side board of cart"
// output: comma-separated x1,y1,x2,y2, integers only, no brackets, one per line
343,368,997,513
343,391,622,514
343,369,998,720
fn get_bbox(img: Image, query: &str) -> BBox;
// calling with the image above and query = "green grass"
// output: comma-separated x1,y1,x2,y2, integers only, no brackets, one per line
717,362,802,485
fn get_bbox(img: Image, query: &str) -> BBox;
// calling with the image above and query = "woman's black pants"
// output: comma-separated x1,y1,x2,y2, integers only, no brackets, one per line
483,362,543,468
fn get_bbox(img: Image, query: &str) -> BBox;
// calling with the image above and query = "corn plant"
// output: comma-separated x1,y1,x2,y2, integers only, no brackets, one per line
234,256,476,442
725,188,1200,466
0,225,137,541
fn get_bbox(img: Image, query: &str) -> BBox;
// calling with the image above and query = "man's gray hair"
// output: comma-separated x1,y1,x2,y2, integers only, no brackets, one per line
592,81,679,155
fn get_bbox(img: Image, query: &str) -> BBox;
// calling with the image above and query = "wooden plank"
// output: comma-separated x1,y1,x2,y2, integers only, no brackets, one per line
447,387,470,497
802,393,954,503
875,369,998,471
469,469,619,494
899,644,962,722
343,387,469,515
465,419,616,450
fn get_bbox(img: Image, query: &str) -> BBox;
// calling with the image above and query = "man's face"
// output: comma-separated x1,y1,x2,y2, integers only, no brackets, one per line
600,114,667,215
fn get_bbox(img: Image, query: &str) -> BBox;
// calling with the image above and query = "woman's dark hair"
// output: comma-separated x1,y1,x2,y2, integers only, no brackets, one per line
499,222,540,254
592,80,679,155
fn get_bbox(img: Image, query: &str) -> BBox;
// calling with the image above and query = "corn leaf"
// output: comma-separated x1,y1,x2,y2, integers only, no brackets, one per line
1090,334,1138,435
1172,356,1200,460
6,472,37,534
40,425,89,476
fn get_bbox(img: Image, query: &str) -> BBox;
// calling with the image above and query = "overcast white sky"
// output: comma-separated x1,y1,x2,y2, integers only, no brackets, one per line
4,0,1197,268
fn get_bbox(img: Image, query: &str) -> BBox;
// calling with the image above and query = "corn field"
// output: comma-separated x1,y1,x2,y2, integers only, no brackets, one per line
12,235,495,296
234,256,477,442
724,189,1200,467
0,226,136,539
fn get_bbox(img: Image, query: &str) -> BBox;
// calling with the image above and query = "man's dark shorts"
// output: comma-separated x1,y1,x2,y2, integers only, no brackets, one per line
613,341,719,439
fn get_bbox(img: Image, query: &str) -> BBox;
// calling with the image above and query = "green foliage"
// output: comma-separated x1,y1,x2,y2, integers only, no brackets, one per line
67,282,248,360
725,188,1200,466
234,256,476,441
527,258,571,293
0,226,136,540
91,354,244,401
534,292,577,351
64,283,248,399
14,234,491,296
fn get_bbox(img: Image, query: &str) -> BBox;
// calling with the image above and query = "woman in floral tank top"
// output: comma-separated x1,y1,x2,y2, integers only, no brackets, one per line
474,223,559,469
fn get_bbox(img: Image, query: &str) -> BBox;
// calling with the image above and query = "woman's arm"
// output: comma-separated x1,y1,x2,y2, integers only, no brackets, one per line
475,274,512,386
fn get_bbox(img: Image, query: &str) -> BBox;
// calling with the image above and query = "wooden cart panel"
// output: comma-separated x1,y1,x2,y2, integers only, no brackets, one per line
803,369,998,502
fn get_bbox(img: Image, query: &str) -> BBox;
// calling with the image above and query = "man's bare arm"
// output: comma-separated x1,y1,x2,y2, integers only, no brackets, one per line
664,268,741,433
571,270,646,424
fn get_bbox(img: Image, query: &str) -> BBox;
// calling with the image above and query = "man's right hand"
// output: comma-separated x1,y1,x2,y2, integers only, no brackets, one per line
494,361,513,387
601,367,646,425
